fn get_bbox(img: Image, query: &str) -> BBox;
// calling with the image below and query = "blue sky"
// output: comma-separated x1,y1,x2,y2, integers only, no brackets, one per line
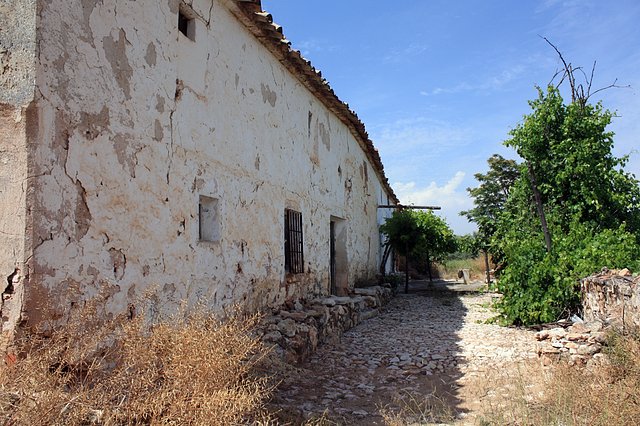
261,0,640,234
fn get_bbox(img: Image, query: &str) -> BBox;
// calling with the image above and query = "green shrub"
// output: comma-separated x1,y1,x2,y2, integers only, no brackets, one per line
495,221,640,325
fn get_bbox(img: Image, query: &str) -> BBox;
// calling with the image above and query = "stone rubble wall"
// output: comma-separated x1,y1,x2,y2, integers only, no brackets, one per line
581,268,640,329
535,321,607,367
536,268,639,367
259,285,393,363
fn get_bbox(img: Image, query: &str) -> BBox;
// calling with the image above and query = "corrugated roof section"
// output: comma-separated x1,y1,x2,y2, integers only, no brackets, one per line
225,0,399,205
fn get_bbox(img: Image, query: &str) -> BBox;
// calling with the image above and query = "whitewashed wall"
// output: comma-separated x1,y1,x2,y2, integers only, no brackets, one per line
14,0,394,324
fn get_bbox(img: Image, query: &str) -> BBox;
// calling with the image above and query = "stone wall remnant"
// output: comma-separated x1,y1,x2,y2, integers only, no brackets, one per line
260,285,393,363
537,268,640,367
581,268,640,330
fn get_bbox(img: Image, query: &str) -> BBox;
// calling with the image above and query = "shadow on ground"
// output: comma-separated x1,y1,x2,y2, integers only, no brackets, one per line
269,278,484,425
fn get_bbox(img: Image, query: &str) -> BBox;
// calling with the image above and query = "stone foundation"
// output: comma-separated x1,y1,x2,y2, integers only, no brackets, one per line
259,285,393,363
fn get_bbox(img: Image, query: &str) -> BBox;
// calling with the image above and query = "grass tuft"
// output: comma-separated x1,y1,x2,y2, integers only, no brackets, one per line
476,329,640,426
379,391,456,425
0,297,273,425
437,257,488,281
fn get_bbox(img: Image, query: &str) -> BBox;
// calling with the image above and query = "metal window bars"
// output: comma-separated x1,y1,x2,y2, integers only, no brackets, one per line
284,209,304,274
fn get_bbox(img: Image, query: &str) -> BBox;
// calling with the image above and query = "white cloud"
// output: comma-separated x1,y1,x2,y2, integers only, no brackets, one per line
392,171,476,234
420,65,526,96
375,117,469,153
292,39,338,57
383,42,429,63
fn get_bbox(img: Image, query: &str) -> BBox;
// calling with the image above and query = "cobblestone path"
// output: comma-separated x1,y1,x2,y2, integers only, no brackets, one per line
270,280,539,425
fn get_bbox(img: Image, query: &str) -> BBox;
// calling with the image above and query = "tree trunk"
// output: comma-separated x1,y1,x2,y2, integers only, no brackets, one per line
426,249,433,282
528,163,552,253
379,244,392,277
484,250,491,284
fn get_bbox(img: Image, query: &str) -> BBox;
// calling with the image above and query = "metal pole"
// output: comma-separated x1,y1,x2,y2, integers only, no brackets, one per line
405,242,409,294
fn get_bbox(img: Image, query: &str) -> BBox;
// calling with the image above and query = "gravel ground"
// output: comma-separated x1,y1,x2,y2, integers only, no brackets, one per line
269,279,539,425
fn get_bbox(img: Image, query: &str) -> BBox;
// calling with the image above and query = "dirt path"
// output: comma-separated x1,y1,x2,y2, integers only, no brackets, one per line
269,280,540,425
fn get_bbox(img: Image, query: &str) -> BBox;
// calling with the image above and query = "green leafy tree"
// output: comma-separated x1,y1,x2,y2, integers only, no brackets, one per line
450,234,480,259
413,210,456,282
380,209,456,291
379,209,422,293
505,86,640,236
494,85,640,325
461,154,520,272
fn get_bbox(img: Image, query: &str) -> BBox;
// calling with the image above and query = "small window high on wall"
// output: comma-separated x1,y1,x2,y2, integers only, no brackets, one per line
199,195,220,242
178,5,196,41
284,209,304,274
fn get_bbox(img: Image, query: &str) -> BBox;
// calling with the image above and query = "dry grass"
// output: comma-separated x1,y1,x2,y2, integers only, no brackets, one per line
0,298,274,425
379,391,456,426
474,330,640,426
437,257,488,281
364,332,640,426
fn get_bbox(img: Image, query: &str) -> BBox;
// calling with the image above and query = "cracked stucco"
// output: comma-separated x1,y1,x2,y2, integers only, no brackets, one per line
0,0,36,348
1,0,395,334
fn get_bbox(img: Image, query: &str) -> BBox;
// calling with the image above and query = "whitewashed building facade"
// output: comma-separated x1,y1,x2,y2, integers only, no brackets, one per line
0,0,397,341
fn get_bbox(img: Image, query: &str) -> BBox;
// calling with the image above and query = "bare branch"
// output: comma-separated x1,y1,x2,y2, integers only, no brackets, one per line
587,61,596,98
541,36,631,108
549,68,567,88
588,78,631,101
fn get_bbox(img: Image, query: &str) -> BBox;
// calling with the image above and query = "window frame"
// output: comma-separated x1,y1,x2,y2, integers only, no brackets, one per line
198,195,220,243
284,209,304,274
178,4,196,41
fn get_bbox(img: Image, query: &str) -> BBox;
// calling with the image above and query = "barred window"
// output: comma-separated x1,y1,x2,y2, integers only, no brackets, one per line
284,209,304,274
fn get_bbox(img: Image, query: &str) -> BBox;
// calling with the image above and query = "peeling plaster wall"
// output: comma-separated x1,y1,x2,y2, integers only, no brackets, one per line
0,0,36,346
23,0,393,324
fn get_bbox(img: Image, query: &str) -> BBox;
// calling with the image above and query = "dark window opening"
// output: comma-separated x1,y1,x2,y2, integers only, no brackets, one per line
284,209,304,274
178,10,195,41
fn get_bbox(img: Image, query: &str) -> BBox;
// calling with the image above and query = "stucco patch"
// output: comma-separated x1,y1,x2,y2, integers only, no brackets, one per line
155,95,165,113
74,180,92,240
319,121,330,151
154,119,163,141
168,0,179,14
113,134,136,178
362,160,369,191
145,42,157,67
79,0,97,44
175,79,184,100
102,29,133,99
1,49,11,76
191,177,204,192
0,0,36,106
108,248,126,281
79,106,110,140
260,83,277,107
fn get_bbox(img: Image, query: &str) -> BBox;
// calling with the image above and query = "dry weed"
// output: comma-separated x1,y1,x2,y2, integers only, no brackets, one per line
0,298,273,425
437,257,488,282
379,390,456,426
475,330,640,426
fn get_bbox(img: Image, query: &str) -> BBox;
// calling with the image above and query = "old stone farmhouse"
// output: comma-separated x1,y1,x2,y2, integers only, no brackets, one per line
0,0,398,342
